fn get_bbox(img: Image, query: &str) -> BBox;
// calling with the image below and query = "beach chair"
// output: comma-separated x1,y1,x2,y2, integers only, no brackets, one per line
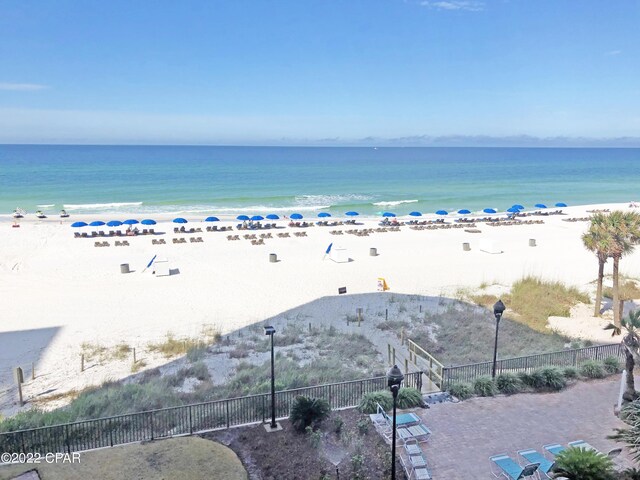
400,454,431,480
543,444,565,457
490,454,539,479
567,440,597,451
376,403,421,427
397,424,431,443
74,232,81,238
518,449,554,478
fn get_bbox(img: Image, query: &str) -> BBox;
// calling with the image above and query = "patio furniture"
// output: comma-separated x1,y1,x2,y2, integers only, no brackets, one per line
397,424,431,443
400,454,432,480
543,443,565,457
518,449,554,478
490,454,539,480
377,403,421,427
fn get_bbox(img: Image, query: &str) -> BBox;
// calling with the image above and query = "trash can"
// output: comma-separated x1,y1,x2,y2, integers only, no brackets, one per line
370,248,377,256
463,242,470,251
269,253,277,263
120,263,130,274
529,239,536,247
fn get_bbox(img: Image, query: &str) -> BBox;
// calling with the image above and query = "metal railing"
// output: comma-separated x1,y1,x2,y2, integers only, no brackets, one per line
406,338,445,391
440,343,623,389
0,371,423,455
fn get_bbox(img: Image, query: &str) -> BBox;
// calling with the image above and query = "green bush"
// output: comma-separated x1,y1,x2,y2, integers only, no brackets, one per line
620,467,640,480
473,376,496,397
448,383,473,400
540,367,567,391
519,369,546,389
358,391,393,414
580,360,606,379
396,387,423,409
289,396,331,433
563,367,578,379
551,447,615,480
496,373,522,395
603,356,621,374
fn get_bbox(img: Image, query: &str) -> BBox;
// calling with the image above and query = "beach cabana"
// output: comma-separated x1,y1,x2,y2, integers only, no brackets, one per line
382,212,396,217
435,210,448,216
71,221,88,228
483,208,497,214
318,212,331,218
173,218,188,224
457,209,471,215
205,216,219,222
555,202,567,207
534,204,547,209
408,211,422,217
266,214,279,220
141,219,156,225
89,221,105,227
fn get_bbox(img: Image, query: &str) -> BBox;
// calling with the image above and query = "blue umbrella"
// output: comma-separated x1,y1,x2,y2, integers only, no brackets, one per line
251,215,264,221
173,217,188,223
507,207,520,213
435,210,448,215
457,209,471,215
205,216,219,222
535,204,547,209
123,219,139,225
409,211,422,217
71,221,88,228
236,215,250,221
107,220,122,227
290,213,303,220
89,221,105,227
555,202,567,207
318,212,332,218
266,214,279,220
512,204,524,210
382,212,396,217
345,211,359,216
483,208,497,214
141,219,156,225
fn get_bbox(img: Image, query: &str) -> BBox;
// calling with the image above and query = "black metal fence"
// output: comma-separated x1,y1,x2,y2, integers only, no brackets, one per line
0,371,422,455
440,343,623,389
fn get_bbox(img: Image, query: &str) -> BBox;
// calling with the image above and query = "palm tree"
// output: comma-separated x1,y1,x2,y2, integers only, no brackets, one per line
582,213,612,317
605,310,640,404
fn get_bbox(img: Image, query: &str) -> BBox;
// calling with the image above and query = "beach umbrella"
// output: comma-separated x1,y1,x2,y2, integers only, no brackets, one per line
290,213,303,220
107,220,122,227
534,204,547,209
345,211,359,216
266,214,279,220
435,210,448,216
511,204,524,210
483,208,497,214
457,209,471,215
236,215,250,221
173,217,188,223
251,215,264,221
89,221,105,227
141,219,156,225
318,212,332,218
408,211,422,217
507,207,520,213
123,219,139,225
204,216,219,222
555,202,568,207
382,212,396,217
71,221,88,228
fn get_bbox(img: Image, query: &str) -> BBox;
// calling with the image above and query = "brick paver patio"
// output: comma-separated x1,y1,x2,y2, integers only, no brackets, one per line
411,376,635,479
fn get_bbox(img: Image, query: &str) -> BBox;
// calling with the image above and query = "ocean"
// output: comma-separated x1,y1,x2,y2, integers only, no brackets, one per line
0,145,638,216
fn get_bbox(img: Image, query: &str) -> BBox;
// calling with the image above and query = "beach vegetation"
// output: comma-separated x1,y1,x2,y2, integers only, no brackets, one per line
290,396,331,432
580,360,606,379
112,342,132,361
550,447,615,480
583,213,614,317
80,342,109,362
148,334,206,358
495,372,522,394
563,367,578,379
473,376,496,397
376,319,410,331
448,383,473,400
358,391,393,413
131,359,147,373
540,367,567,391
186,345,208,362
605,310,640,403
396,387,423,409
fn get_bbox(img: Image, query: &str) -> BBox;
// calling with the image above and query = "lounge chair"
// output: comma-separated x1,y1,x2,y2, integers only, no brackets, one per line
518,449,554,478
400,453,431,480
567,440,597,451
490,454,539,479
397,424,431,443
377,403,421,427
543,444,565,457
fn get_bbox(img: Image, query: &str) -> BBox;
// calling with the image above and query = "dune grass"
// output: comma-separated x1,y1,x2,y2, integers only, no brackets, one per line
603,281,640,300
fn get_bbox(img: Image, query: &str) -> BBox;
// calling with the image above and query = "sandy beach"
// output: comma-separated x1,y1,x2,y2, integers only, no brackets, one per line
1,203,639,416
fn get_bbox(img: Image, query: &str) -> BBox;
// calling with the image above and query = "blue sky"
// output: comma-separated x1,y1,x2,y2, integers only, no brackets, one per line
1,0,639,145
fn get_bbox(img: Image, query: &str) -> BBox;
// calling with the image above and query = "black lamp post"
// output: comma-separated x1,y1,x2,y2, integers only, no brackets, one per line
387,364,404,480
491,300,506,379
264,325,277,429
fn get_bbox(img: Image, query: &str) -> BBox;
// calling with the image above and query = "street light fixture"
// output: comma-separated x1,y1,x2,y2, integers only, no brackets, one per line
492,300,506,379
387,364,404,480
264,325,279,431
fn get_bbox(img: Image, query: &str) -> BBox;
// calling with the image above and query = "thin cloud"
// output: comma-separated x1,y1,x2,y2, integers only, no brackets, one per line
420,1,485,11
0,83,49,91
605,50,621,56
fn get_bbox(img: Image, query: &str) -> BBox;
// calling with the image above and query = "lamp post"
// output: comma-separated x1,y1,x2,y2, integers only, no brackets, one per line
491,300,506,379
264,325,277,430
387,364,404,480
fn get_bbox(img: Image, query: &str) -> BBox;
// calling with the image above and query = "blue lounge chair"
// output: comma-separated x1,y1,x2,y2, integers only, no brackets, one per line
568,439,596,451
518,449,555,478
377,403,421,426
490,454,540,480
543,443,565,457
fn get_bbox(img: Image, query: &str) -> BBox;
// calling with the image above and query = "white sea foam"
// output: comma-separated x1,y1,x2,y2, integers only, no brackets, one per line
36,204,56,208
63,202,143,211
294,194,372,208
372,199,419,206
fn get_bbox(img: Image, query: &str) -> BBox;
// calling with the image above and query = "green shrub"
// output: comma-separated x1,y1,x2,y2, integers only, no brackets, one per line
603,356,621,374
356,417,370,435
305,425,323,448
496,373,522,395
620,467,640,480
448,383,473,400
473,376,496,397
540,367,567,391
580,360,606,379
563,367,578,379
396,387,423,409
332,415,344,434
290,396,331,433
551,447,615,480
358,391,393,414
519,369,546,389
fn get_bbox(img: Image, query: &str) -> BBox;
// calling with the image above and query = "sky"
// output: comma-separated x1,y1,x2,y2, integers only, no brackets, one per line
1,0,639,146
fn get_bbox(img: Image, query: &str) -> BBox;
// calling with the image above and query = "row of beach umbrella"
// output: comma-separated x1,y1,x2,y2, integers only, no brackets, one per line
70,202,568,227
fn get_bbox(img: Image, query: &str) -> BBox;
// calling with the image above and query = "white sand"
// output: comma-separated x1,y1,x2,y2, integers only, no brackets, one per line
1,202,639,415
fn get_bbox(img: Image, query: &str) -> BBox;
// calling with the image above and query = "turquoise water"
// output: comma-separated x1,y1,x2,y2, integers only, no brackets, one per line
0,145,638,216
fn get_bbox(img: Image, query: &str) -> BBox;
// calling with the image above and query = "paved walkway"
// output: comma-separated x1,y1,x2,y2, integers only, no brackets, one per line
412,376,634,479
